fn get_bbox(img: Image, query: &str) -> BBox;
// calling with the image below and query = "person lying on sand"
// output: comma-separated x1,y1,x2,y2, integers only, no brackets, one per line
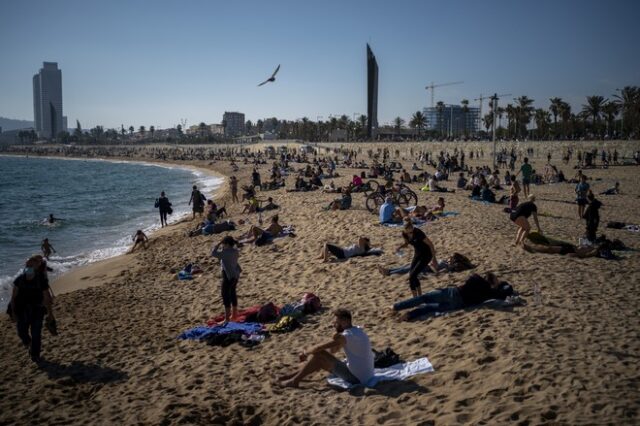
378,252,474,277
390,272,514,321
130,230,149,252
320,237,371,262
239,215,283,244
277,309,374,388
600,182,620,195
521,232,621,258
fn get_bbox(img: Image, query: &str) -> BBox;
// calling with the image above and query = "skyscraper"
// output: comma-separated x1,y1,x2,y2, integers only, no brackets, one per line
366,44,379,140
33,62,63,139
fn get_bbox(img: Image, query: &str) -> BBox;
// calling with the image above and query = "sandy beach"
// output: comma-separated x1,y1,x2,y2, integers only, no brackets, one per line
1,141,639,425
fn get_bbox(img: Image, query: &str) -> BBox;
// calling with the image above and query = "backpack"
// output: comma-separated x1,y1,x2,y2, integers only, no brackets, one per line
372,347,402,368
269,316,301,333
301,293,321,314
448,253,475,272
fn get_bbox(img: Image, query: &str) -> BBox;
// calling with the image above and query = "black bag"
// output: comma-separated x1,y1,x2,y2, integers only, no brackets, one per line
154,199,159,208
372,347,402,368
167,206,173,215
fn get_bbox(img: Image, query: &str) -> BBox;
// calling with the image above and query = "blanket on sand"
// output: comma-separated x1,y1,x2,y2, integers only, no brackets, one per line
327,357,434,389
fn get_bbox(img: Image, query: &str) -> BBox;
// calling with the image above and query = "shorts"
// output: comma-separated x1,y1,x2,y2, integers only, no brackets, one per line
509,212,518,222
331,360,361,385
522,178,530,185
326,244,346,259
576,198,587,206
221,274,238,307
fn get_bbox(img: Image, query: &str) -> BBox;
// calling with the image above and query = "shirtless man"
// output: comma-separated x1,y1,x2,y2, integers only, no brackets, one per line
41,238,56,260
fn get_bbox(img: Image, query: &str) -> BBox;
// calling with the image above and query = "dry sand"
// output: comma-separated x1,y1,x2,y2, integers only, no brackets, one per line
1,140,639,425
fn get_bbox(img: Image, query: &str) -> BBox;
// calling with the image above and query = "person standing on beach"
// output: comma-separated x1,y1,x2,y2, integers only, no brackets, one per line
575,175,590,219
516,157,533,198
41,238,56,260
156,191,172,227
189,185,205,220
211,236,241,323
396,219,439,297
229,176,239,203
583,191,602,242
10,256,55,363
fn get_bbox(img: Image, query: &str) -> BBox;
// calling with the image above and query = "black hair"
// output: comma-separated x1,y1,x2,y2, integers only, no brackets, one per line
333,309,352,322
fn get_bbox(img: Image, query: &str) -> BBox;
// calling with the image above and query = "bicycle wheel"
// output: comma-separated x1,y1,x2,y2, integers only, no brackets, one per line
398,190,418,208
366,192,385,213
367,180,380,193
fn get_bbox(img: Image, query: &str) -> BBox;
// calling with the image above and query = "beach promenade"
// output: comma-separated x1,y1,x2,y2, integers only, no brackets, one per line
1,140,639,425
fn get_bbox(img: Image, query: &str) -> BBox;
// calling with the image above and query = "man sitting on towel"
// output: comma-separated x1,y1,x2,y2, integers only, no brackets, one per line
277,309,374,388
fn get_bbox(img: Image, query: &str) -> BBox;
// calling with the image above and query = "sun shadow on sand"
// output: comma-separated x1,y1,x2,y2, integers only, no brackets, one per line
348,380,430,398
38,360,128,384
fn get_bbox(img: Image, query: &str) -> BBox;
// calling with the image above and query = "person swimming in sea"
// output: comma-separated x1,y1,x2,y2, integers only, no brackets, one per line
47,214,65,224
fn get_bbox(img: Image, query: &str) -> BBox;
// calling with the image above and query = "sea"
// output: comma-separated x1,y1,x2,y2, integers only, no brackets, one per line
0,155,223,308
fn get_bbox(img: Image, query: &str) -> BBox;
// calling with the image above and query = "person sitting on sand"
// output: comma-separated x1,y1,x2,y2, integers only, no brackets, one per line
379,197,404,224
205,200,227,223
427,177,453,193
320,237,371,262
391,272,514,321
211,236,241,323
130,230,149,252
258,197,279,212
41,238,56,260
510,195,541,246
242,194,260,214
600,182,620,195
327,188,352,211
277,309,374,388
239,215,283,244
456,172,468,189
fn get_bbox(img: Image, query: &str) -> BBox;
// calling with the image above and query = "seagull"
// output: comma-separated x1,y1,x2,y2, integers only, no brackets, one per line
258,64,281,86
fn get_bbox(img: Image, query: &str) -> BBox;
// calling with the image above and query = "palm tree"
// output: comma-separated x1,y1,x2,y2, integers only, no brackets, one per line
409,111,427,140
149,125,155,140
534,108,551,140
582,95,607,137
74,120,83,139
460,99,469,137
559,101,571,139
128,125,134,135
482,113,493,133
120,124,126,137
138,125,146,138
602,101,620,138
393,116,405,139
613,86,639,137
436,101,445,138
358,114,367,140
549,97,563,139
515,96,534,139
505,104,515,139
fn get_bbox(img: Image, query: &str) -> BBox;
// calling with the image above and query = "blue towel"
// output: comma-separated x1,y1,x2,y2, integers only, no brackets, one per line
178,322,264,340
382,219,426,228
439,211,460,217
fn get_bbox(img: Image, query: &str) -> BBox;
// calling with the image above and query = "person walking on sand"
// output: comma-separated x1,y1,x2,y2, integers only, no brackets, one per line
510,195,541,246
396,218,439,297
229,176,239,203
130,230,149,252
575,174,590,219
10,256,56,363
211,236,241,323
41,238,56,260
277,309,374,388
156,191,172,227
516,157,533,198
189,185,205,220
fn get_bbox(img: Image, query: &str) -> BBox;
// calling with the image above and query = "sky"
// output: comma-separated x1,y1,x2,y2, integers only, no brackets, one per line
1,0,639,130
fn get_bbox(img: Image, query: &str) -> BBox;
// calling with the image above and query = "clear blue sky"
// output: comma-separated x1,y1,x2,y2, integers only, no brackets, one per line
1,0,638,129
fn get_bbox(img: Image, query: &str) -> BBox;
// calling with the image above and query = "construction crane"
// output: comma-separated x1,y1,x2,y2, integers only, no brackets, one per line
476,93,512,168
425,81,464,108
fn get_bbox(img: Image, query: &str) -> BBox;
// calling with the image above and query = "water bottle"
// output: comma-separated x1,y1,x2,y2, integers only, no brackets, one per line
533,282,542,305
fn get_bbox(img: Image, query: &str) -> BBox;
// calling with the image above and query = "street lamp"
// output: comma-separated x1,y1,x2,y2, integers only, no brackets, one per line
616,88,624,138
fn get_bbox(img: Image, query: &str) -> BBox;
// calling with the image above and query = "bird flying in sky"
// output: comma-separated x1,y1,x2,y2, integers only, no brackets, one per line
258,64,281,86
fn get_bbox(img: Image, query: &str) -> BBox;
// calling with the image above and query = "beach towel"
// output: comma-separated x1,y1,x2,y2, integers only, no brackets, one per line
177,270,193,280
437,211,459,217
327,357,434,389
207,305,262,326
178,322,263,340
469,196,492,205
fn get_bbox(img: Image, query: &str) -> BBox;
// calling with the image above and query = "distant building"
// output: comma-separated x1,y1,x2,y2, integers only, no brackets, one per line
63,116,68,132
33,62,64,139
187,123,224,136
223,111,245,137
366,44,379,140
423,105,480,136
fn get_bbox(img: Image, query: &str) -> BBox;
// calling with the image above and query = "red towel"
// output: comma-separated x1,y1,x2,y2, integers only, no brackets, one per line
207,305,262,326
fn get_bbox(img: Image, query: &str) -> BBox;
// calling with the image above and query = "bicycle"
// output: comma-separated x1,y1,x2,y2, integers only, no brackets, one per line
365,183,418,213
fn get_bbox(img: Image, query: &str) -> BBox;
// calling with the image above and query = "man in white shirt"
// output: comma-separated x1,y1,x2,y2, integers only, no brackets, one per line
277,309,374,388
